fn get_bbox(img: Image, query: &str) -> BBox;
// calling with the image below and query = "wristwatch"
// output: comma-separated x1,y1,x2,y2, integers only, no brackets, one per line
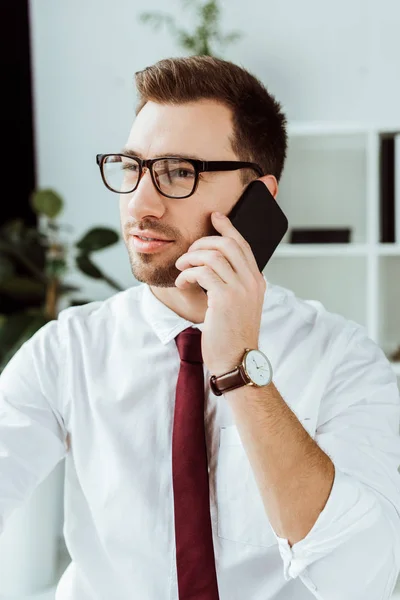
209,348,273,396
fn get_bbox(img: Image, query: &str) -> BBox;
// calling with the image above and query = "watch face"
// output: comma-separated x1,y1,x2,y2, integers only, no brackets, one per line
244,350,272,386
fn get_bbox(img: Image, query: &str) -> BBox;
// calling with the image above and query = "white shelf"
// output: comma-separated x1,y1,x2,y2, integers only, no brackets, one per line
288,122,400,136
273,244,400,258
378,244,400,256
272,124,400,356
275,244,368,257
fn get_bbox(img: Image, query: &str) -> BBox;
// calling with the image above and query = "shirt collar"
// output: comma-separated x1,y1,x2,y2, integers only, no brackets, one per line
140,283,204,345
139,274,269,345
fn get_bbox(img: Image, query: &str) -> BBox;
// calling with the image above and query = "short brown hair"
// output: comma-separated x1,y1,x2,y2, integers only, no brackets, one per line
134,56,288,184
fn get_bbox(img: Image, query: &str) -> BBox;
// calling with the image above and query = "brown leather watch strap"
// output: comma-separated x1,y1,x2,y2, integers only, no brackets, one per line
210,366,250,396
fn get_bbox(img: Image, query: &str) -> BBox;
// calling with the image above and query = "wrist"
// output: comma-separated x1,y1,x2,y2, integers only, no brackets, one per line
209,345,258,377
209,348,273,397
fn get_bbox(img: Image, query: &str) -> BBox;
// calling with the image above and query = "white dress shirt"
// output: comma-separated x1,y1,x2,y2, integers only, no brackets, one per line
0,277,400,600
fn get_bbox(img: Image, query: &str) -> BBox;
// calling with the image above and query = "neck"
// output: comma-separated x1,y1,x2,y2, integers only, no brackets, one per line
149,284,208,324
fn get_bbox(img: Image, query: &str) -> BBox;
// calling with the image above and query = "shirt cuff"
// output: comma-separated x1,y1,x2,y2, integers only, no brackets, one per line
271,466,382,581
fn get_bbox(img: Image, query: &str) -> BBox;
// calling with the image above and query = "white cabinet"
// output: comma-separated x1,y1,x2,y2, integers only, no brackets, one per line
265,122,400,384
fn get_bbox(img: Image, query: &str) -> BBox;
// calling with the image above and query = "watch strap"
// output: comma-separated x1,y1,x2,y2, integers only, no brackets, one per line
210,365,250,396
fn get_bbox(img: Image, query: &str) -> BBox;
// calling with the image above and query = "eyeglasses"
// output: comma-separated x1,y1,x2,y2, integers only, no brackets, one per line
96,153,263,199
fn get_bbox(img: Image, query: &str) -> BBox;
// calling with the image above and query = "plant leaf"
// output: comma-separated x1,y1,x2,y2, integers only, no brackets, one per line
138,0,241,58
69,298,92,307
219,31,242,45
76,254,104,279
58,283,81,294
0,255,15,283
0,312,35,354
0,277,46,302
1,219,25,243
0,313,49,372
176,30,198,52
31,189,64,219
0,220,47,277
201,1,220,27
138,12,175,31
75,227,119,252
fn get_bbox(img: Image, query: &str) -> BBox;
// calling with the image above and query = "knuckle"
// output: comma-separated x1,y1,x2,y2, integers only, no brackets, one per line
225,237,237,251
210,250,223,263
242,238,251,251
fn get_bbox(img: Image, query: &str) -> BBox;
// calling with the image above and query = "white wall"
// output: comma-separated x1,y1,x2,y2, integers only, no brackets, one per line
28,0,400,301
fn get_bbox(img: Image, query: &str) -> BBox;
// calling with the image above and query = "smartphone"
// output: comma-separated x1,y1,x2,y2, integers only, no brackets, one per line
227,179,288,272
197,180,288,293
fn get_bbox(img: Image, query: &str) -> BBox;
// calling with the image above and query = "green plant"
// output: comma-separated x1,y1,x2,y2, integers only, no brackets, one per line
139,0,242,57
0,188,124,371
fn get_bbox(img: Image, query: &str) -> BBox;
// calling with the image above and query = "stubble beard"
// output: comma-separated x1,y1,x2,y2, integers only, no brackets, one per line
125,222,218,288
127,243,184,288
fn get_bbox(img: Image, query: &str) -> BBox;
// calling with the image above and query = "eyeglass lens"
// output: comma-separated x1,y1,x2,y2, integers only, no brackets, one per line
102,155,197,198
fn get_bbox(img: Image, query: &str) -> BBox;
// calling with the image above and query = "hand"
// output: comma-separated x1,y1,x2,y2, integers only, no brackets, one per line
174,211,266,376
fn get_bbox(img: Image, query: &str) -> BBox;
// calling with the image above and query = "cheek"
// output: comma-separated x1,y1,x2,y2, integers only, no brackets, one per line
203,175,243,217
191,215,215,242
169,201,206,240
119,197,128,219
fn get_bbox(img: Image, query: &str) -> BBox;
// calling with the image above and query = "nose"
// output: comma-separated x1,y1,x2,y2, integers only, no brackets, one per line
126,167,166,221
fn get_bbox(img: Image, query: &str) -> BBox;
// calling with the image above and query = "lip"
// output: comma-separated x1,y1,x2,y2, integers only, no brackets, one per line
130,230,173,242
130,235,174,253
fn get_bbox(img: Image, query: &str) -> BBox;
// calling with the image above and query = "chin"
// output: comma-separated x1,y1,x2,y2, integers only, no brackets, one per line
130,261,181,288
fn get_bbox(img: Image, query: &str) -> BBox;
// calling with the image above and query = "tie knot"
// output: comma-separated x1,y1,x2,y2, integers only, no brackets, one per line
175,327,203,364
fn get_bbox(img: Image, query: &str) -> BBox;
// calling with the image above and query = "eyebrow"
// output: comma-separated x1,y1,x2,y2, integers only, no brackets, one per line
121,147,206,162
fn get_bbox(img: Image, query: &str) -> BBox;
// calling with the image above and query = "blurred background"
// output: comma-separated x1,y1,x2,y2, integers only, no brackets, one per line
0,0,399,598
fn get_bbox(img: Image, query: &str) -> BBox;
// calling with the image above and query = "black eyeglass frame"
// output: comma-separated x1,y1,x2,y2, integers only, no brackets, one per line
96,153,264,199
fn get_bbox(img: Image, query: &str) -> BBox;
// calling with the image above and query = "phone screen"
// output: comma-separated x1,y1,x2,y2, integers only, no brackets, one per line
227,180,288,272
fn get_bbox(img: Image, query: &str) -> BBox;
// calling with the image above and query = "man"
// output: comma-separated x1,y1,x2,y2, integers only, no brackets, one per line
1,56,399,600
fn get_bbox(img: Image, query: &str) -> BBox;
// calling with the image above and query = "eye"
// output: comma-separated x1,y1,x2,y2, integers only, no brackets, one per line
122,163,139,172
171,168,195,179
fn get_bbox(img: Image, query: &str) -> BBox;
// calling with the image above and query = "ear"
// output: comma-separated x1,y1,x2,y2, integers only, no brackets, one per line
258,174,278,199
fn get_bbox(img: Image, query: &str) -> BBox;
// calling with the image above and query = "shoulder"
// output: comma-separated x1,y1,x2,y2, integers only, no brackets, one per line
262,279,356,341
57,284,143,337
262,280,393,375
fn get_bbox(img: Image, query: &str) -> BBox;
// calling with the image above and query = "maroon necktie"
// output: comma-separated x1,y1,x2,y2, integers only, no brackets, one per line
173,327,220,599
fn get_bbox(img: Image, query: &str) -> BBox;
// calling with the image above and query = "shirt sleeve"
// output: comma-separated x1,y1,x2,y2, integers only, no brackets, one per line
0,319,68,536
273,324,400,600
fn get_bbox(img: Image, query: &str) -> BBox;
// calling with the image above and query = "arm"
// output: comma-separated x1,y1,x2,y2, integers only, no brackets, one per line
225,325,400,599
0,320,68,535
226,379,335,546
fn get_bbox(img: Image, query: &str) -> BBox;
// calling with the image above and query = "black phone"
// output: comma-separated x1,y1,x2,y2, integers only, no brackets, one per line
198,180,288,294
227,179,288,272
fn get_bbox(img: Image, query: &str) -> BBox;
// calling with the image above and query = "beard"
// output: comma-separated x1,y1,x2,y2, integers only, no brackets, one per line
126,222,218,288
129,247,182,288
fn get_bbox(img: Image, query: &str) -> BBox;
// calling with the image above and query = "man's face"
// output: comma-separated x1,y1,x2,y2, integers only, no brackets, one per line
119,99,246,288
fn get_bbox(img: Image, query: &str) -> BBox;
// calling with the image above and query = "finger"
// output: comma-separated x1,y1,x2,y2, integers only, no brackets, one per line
175,249,236,285
211,212,258,271
187,236,258,285
175,265,225,292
